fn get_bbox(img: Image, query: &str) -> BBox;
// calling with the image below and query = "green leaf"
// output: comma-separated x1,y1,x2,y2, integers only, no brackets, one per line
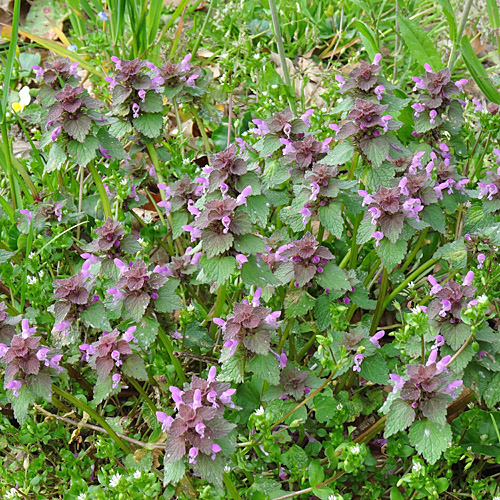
26,371,52,401
199,255,236,285
376,238,407,271
359,136,389,167
284,289,315,318
315,262,350,291
434,240,467,269
461,36,500,104
355,20,378,61
233,234,267,255
256,134,282,156
248,354,280,385
219,349,245,383
362,161,395,190
112,85,132,106
421,205,445,233
154,280,182,313
409,420,452,464
163,459,186,486
9,384,36,424
133,113,164,138
357,218,375,245
124,292,151,321
236,172,262,195
314,294,331,331
309,459,325,487
121,233,142,255
350,286,376,310
314,394,338,423
122,354,148,381
390,487,405,500
192,453,224,488
141,90,163,113
323,141,354,166
435,0,457,43
96,128,127,160
441,322,470,351
360,352,389,384
241,255,280,287
283,445,309,471
93,375,114,405
242,194,270,224
64,114,92,143
135,316,159,349
202,229,234,258
484,372,500,409
81,301,112,331
45,142,66,173
171,211,188,239
486,0,500,28
318,203,343,238
67,135,99,166
420,393,449,426
396,13,443,70
384,398,416,437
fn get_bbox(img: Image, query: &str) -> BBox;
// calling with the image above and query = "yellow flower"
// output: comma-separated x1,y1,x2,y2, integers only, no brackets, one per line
12,86,31,113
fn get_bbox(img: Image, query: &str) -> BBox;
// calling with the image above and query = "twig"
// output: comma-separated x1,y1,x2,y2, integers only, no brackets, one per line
34,404,166,449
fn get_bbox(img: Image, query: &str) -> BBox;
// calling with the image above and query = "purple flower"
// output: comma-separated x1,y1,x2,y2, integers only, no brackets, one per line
353,353,364,372
6,380,22,397
370,330,385,349
477,253,486,269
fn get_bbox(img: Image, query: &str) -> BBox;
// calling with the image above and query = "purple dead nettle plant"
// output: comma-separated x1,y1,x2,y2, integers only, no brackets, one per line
45,83,103,143
52,270,97,335
214,288,281,358
32,58,80,93
204,143,248,194
336,53,385,98
107,259,169,320
0,302,21,345
80,326,139,388
477,149,500,211
275,231,334,287
181,186,253,262
388,350,462,427
157,53,202,94
0,319,62,398
252,108,309,139
156,366,236,473
411,64,467,129
358,186,424,246
157,174,206,217
154,247,203,280
427,271,477,333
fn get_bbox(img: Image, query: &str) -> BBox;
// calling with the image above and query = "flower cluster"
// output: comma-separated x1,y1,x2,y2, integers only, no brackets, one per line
45,84,102,143
157,174,206,216
277,232,334,287
358,186,423,245
107,259,169,320
0,320,61,398
154,247,202,280
158,53,203,97
80,326,138,387
0,302,20,345
205,144,248,193
477,162,500,211
214,288,281,357
32,58,80,89
411,65,466,129
336,53,385,97
427,271,476,327
157,366,236,468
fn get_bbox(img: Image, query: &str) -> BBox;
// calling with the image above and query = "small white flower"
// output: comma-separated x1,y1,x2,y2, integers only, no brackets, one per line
77,494,87,500
220,53,228,59
109,473,122,487
182,158,191,165
223,465,231,473
478,294,488,304
5,489,19,499
261,91,268,96
271,84,278,89
336,403,343,410
253,54,260,60
255,406,265,416
120,178,128,185
412,462,422,472
350,444,360,455
27,276,38,285
133,470,141,479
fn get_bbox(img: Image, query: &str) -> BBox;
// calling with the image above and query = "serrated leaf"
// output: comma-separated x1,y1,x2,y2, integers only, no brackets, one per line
112,85,132,106
219,350,245,383
420,393,449,426
67,135,99,166
64,114,92,142
241,256,280,287
409,420,452,464
376,238,407,271
396,14,443,70
283,444,309,470
357,218,375,245
26,371,52,401
359,351,389,384
133,113,163,138
350,286,376,310
284,289,315,318
242,194,270,224
421,204,445,233
45,142,66,173
202,229,234,258
121,233,142,254
96,128,127,160
163,459,186,486
233,234,267,255
314,294,331,331
93,375,113,405
122,354,148,381
248,354,280,385
124,292,151,321
433,240,467,269
360,135,389,167
441,322,470,351
9,384,36,424
141,90,163,113
256,134,282,155
135,316,159,349
81,301,112,331
323,141,354,166
483,372,500,409
154,280,182,313
199,255,236,285
315,262,351,291
192,453,224,488
318,203,343,238
171,211,188,239
384,398,416,437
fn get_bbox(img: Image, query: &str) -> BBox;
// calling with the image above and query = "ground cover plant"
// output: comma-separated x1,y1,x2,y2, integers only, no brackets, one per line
1,0,500,498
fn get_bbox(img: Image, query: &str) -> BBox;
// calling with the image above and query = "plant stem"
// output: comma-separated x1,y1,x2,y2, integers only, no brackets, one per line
448,0,474,71
192,0,216,57
172,97,185,157
192,106,212,151
158,325,187,384
400,228,428,273
370,267,388,334
88,163,112,219
268,0,297,115
52,385,132,455
223,472,243,500
349,213,363,269
127,377,158,415
277,317,294,352
209,283,227,337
